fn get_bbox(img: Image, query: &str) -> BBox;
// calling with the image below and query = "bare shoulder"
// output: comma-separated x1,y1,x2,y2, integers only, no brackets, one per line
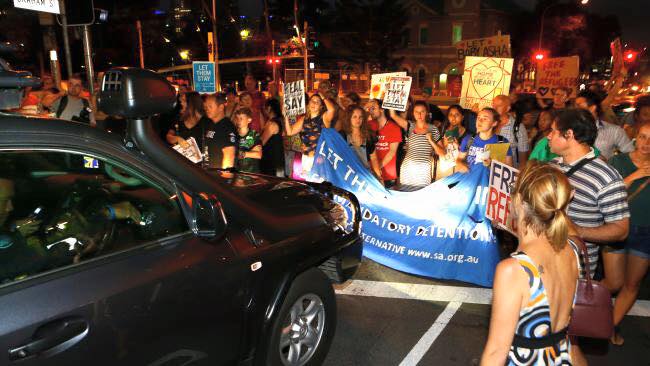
495,257,526,282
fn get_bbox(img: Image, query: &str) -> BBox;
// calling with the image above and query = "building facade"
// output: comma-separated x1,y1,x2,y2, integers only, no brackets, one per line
395,0,514,94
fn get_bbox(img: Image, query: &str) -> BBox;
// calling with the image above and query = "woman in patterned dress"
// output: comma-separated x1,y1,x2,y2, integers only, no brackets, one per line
481,162,579,365
284,93,335,177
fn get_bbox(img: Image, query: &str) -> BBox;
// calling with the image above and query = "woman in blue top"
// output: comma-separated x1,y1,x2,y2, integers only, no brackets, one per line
456,107,513,172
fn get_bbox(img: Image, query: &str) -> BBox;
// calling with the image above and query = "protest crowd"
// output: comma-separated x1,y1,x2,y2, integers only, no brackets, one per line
11,58,650,365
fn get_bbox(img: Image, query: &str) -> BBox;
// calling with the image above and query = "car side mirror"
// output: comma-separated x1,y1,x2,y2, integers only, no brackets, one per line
178,191,227,240
194,193,227,240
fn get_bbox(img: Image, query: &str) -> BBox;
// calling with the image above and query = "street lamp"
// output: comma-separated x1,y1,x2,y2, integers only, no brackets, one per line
240,29,251,40
537,0,590,55
179,49,190,61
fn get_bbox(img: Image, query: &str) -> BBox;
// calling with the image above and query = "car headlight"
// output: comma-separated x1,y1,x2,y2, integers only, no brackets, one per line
327,200,349,233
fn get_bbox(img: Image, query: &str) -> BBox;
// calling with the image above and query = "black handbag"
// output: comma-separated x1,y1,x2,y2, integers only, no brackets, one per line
567,236,614,339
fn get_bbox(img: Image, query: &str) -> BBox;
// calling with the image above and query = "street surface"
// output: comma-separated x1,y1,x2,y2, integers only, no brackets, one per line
325,259,650,366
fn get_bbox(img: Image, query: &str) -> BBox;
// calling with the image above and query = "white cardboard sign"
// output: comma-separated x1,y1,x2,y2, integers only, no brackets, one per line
283,80,306,117
486,160,519,234
13,0,60,14
381,76,412,112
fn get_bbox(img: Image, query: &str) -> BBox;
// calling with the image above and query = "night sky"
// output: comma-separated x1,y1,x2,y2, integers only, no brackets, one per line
238,0,648,46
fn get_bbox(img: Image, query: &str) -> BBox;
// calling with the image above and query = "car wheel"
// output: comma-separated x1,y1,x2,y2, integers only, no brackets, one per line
266,268,336,366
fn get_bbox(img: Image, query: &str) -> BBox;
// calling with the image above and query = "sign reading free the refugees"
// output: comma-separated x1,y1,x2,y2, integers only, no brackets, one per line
283,80,306,117
192,62,216,94
486,160,519,235
460,56,513,111
536,56,580,98
382,76,412,112
310,129,499,287
13,0,60,14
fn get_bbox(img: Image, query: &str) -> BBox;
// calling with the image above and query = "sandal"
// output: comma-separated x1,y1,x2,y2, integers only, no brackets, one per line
610,328,624,346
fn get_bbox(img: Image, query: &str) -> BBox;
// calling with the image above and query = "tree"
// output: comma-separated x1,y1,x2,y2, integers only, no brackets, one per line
511,0,621,68
330,0,408,70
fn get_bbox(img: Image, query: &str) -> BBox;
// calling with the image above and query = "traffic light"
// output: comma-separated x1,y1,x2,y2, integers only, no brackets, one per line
267,58,281,65
307,29,318,50
624,50,638,62
533,51,547,62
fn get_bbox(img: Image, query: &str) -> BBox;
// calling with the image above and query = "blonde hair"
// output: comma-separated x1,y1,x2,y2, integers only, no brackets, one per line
512,161,572,251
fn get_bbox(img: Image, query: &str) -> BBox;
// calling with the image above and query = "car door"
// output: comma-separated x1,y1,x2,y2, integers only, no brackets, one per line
0,148,247,366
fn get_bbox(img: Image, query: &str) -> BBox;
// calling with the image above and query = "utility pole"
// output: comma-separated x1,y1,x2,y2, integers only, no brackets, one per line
59,0,73,79
136,20,145,68
82,25,97,126
272,40,277,83
82,26,95,97
211,0,221,91
303,21,309,91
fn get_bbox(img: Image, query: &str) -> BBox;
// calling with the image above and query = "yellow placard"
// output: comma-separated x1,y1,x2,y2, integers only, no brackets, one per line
485,142,511,164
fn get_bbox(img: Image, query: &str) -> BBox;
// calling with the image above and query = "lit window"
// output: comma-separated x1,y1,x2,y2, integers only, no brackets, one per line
452,24,463,44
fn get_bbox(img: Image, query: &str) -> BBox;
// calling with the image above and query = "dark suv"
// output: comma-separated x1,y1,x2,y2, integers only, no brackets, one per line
0,65,362,365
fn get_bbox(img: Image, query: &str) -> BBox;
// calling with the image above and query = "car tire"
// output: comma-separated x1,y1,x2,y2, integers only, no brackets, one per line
265,268,337,366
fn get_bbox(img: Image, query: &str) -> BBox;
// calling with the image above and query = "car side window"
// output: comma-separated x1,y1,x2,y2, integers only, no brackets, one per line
0,150,188,285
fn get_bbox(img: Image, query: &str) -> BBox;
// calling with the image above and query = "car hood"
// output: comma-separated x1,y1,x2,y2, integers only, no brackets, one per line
209,170,358,237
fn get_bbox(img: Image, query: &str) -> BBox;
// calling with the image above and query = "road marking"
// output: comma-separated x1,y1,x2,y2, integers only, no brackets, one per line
334,279,650,317
399,301,462,366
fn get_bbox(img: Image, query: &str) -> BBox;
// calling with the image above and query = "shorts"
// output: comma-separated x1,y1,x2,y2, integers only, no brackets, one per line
604,226,650,259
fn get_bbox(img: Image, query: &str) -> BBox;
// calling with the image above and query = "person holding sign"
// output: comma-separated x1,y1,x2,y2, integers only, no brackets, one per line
456,108,512,173
482,162,579,366
284,93,336,176
389,102,443,190
536,87,571,111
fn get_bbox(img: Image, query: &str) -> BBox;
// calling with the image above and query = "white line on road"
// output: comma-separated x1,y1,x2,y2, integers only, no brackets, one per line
334,279,650,317
399,301,463,366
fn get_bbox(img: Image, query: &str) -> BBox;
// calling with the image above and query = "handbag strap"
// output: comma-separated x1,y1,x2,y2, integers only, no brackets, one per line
564,156,596,178
568,235,593,290
512,327,568,349
627,177,650,202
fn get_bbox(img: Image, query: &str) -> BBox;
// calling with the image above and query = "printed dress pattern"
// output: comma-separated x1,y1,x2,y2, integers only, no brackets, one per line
508,252,572,366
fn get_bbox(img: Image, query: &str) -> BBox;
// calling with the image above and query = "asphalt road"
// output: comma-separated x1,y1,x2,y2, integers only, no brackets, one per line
324,259,650,366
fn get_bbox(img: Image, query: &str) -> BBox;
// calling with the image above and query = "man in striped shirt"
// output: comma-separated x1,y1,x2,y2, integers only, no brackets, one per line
548,109,630,279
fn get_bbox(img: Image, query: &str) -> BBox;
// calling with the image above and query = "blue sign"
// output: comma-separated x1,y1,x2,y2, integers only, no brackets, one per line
311,129,499,287
192,61,216,94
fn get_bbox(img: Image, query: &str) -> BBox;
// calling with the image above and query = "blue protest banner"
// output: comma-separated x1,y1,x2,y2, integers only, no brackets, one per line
192,61,215,94
310,129,499,287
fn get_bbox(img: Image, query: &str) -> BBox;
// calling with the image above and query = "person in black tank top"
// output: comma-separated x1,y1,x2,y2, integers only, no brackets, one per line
261,99,285,177
166,92,206,152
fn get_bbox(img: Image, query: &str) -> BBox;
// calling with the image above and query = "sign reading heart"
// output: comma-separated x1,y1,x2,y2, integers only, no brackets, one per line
460,56,514,111
469,63,504,99
538,87,549,96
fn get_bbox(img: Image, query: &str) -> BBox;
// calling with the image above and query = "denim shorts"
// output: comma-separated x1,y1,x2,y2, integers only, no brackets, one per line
605,226,650,259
